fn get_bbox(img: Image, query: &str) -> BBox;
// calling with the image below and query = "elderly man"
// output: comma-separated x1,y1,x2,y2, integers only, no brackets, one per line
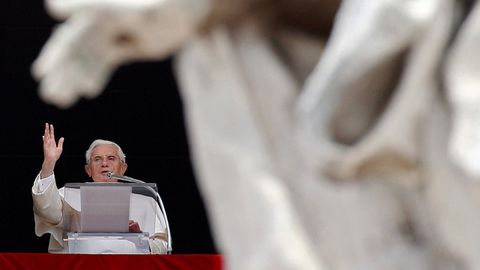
32,123,168,254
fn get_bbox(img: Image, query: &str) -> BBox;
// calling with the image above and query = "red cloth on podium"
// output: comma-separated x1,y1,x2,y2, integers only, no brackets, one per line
0,253,223,270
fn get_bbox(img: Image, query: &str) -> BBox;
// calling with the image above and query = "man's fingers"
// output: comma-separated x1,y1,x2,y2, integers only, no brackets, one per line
129,221,141,233
49,124,55,141
42,123,64,149
44,123,50,139
58,137,65,150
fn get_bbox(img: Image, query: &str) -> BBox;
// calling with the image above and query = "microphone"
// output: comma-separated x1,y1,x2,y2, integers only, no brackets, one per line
107,171,173,253
106,172,145,184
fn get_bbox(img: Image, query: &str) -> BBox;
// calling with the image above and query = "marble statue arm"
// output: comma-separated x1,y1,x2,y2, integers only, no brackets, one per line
445,1,480,179
32,0,212,108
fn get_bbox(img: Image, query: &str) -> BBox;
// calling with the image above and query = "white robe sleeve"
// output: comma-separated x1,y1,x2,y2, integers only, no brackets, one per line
148,238,168,254
141,194,169,254
31,173,65,248
149,200,169,254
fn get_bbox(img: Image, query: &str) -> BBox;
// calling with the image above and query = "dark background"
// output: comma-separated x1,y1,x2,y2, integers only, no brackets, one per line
0,1,217,253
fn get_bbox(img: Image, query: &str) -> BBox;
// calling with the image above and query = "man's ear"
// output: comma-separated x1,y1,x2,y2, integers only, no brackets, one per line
85,164,92,177
121,163,128,175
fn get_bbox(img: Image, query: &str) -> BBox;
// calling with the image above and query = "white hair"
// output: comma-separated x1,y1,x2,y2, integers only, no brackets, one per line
85,139,126,164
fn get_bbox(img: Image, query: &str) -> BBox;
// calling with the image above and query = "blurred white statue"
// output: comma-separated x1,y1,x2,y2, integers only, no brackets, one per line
32,0,480,269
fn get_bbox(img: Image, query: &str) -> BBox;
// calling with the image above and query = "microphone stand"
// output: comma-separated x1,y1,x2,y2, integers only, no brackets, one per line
107,172,172,254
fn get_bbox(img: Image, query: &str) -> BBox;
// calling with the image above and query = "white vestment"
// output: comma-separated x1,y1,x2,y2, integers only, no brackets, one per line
32,173,168,254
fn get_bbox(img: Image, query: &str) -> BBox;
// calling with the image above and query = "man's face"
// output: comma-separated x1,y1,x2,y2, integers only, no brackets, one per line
84,144,128,182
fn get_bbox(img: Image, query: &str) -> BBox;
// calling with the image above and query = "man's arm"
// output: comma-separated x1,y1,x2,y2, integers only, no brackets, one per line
32,123,68,246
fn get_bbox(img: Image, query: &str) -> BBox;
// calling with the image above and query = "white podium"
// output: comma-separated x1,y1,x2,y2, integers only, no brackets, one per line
66,232,150,254
62,182,165,254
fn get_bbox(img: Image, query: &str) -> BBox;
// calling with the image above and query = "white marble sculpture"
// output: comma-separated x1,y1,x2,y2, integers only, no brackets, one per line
32,0,480,269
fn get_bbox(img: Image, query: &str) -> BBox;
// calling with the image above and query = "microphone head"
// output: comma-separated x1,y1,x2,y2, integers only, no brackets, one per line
106,171,113,178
